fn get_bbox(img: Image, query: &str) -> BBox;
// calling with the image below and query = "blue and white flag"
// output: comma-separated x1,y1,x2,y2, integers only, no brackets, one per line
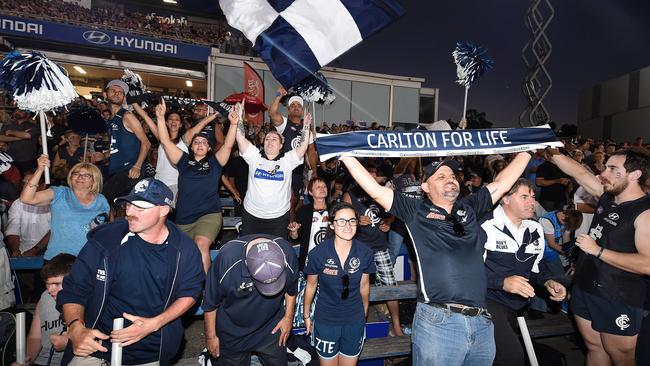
315,125,563,161
219,0,404,88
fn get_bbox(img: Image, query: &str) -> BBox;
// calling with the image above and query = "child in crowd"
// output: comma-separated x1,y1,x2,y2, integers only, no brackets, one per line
12,254,75,366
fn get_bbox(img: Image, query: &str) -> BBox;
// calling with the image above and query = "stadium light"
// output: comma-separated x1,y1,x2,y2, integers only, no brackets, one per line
163,0,178,4
186,80,193,87
73,66,87,74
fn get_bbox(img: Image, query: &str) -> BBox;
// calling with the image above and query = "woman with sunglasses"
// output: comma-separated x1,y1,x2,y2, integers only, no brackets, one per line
303,202,375,365
156,99,238,273
20,156,110,260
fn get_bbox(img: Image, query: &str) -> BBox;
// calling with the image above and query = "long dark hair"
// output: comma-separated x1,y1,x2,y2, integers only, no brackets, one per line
165,111,185,145
326,202,359,238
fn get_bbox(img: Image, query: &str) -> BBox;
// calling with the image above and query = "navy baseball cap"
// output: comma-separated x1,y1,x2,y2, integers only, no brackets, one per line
246,240,287,297
114,178,174,209
423,159,460,181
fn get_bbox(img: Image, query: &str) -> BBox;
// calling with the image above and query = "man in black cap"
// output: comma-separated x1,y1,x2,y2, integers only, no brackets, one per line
57,178,204,366
102,80,151,206
203,234,298,366
339,153,532,366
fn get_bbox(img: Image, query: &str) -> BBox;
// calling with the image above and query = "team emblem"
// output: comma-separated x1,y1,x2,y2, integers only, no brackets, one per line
134,180,149,193
615,314,630,331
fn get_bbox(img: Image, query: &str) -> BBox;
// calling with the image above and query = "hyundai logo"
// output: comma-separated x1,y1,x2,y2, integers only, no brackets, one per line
83,30,111,45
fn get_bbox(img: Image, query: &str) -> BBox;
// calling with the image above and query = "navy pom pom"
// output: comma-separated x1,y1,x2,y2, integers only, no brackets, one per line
452,42,494,88
121,69,146,104
0,51,77,111
290,72,336,105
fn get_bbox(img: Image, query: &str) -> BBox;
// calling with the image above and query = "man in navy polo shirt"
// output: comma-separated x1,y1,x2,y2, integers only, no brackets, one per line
58,178,205,366
203,234,298,366
340,152,532,366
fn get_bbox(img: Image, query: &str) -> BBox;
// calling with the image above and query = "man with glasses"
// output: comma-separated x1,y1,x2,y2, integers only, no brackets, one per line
101,80,151,207
202,234,298,365
57,178,205,366
480,178,566,366
339,152,532,365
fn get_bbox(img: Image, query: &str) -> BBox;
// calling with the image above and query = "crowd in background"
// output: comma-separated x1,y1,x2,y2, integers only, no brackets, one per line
0,0,254,55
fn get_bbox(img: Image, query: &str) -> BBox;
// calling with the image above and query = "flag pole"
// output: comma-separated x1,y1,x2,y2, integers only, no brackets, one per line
38,111,50,184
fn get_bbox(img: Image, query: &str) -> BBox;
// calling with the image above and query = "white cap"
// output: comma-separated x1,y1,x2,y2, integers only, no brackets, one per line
287,96,303,107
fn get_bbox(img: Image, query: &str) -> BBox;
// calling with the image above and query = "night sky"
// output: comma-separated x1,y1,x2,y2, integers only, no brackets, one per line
335,0,650,128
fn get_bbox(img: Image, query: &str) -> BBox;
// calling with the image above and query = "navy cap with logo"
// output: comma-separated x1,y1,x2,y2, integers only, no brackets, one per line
246,240,287,297
114,178,174,209
423,159,460,181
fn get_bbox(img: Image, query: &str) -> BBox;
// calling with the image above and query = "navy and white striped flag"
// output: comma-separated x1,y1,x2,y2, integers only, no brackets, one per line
219,0,405,88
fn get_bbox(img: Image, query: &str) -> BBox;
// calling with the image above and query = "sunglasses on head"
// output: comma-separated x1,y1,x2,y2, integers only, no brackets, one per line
341,274,350,300
445,214,465,236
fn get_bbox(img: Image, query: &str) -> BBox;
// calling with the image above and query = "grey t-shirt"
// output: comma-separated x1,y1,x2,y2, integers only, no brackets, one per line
34,291,65,366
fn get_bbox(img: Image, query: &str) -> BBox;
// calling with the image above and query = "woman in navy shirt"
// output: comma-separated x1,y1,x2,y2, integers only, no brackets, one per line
156,99,238,273
303,202,375,365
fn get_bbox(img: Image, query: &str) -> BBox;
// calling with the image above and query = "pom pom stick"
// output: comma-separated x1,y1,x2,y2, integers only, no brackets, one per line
452,42,494,120
111,318,124,366
517,316,539,366
16,312,26,364
0,51,78,183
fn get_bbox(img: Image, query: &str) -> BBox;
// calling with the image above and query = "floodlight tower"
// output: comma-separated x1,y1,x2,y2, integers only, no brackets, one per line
519,0,554,127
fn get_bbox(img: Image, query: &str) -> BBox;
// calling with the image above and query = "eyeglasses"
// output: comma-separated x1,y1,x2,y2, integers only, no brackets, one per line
341,274,350,300
71,172,93,180
446,214,465,236
334,218,358,227
192,140,209,146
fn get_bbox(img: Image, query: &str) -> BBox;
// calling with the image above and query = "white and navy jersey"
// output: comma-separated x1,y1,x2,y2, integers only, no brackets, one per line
481,205,546,311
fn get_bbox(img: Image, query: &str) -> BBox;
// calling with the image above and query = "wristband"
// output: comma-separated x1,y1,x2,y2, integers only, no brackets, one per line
595,247,605,259
275,92,282,97
27,183,38,188
67,318,84,328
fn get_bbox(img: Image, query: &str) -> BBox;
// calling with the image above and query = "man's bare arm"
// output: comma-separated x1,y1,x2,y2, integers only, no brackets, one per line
339,156,393,210
547,149,604,197
485,152,532,204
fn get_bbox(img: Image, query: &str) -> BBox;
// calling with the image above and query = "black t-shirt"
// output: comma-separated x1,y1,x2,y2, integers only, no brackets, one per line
223,155,249,198
389,187,494,307
349,185,389,252
536,162,570,204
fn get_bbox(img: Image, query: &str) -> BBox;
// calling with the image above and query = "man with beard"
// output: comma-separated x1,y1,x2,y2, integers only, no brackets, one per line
57,178,204,366
101,80,151,205
546,148,650,366
339,153,532,365
269,87,319,216
191,102,224,150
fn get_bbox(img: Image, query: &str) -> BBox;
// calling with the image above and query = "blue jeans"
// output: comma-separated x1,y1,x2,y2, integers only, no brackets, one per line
388,230,405,267
412,302,495,366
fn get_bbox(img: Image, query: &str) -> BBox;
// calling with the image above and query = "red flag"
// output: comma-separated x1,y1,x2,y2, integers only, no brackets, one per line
243,62,264,125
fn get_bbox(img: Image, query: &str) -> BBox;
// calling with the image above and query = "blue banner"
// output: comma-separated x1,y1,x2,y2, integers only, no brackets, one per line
0,14,211,62
315,125,563,161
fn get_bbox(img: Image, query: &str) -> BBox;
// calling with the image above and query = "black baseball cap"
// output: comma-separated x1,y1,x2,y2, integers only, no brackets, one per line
422,159,460,181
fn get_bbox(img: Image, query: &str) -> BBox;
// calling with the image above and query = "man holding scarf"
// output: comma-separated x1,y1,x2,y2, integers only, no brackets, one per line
339,152,532,365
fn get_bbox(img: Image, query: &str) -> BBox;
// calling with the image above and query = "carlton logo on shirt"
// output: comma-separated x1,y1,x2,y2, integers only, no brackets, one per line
364,204,381,227
348,257,361,274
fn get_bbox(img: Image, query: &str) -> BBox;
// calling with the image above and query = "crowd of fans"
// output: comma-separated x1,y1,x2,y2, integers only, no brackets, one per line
0,0,254,55
0,80,648,366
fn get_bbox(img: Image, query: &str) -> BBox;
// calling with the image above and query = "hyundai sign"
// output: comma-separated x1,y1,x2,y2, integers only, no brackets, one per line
0,14,211,62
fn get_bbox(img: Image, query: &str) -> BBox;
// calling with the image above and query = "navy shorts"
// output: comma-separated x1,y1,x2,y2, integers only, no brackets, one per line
571,286,643,336
311,320,366,359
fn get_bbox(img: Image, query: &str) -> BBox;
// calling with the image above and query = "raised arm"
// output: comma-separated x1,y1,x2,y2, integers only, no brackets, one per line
182,113,217,145
546,148,604,197
294,112,312,159
20,154,54,206
234,109,251,155
155,100,183,165
339,156,394,211
123,112,151,179
268,86,287,127
485,152,532,204
132,103,159,140
215,104,240,166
